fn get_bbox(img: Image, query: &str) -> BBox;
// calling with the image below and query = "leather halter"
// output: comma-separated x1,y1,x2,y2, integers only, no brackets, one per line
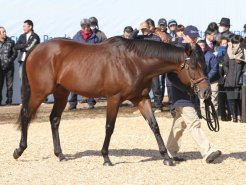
180,57,207,91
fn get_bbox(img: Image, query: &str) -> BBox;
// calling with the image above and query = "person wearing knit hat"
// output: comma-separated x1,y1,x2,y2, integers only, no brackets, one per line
168,19,177,42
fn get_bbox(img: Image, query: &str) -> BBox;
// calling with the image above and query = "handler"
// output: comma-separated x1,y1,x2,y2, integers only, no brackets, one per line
166,25,222,163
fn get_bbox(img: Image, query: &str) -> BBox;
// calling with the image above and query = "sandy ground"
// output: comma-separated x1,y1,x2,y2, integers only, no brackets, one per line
0,102,246,185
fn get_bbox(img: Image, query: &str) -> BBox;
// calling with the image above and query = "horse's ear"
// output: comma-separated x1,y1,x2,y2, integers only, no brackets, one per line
184,43,192,56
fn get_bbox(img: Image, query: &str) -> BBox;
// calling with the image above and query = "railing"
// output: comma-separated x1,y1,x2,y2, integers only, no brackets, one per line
241,72,246,123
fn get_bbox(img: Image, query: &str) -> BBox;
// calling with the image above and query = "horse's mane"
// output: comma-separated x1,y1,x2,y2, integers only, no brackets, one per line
192,44,206,69
105,36,185,64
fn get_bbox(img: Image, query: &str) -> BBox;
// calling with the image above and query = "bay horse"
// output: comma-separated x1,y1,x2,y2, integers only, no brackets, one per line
13,36,210,166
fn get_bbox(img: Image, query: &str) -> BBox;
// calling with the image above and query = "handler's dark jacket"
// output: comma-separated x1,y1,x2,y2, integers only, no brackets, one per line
15,32,40,64
0,37,17,70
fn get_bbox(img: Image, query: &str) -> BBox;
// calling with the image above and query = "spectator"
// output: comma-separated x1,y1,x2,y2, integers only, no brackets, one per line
129,21,163,112
197,40,219,117
157,18,170,37
215,37,232,121
217,17,234,41
166,25,221,163
68,19,99,110
0,27,17,105
15,20,40,82
244,24,246,38
223,35,246,122
146,18,170,43
122,26,133,39
241,24,246,48
146,18,173,113
175,24,184,42
207,22,219,33
172,24,185,48
89,17,107,42
205,28,217,52
167,19,177,43
156,18,172,112
166,22,183,118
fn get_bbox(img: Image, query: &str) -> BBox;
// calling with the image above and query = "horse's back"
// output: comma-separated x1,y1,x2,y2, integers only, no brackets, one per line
25,37,143,98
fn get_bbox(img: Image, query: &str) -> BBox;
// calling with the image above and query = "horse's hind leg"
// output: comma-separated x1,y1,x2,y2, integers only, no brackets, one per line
49,86,69,161
13,93,46,159
101,95,121,166
136,98,174,166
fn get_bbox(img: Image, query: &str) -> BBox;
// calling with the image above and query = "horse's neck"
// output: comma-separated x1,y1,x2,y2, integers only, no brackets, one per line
144,58,178,79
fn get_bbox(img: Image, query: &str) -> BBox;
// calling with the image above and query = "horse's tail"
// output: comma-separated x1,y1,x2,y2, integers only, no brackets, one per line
16,47,37,130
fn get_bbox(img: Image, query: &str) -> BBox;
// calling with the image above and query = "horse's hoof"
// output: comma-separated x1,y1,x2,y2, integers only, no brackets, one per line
103,161,113,166
13,149,21,160
163,159,175,166
59,154,67,161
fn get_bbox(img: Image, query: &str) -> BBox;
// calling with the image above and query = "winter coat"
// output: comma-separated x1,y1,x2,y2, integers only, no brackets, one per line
15,32,40,63
0,37,17,70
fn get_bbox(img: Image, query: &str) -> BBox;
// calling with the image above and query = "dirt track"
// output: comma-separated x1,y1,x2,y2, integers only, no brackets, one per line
0,102,246,185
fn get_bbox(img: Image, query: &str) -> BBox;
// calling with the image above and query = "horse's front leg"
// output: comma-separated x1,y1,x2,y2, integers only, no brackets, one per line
137,98,174,166
101,95,121,166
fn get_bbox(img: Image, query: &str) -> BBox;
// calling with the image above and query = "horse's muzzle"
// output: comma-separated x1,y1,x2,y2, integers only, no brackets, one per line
198,88,211,100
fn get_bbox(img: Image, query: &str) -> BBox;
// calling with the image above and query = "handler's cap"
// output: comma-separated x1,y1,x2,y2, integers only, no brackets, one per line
184,25,200,38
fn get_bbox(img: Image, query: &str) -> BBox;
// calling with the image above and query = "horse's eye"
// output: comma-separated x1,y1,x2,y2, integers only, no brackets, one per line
190,65,196,70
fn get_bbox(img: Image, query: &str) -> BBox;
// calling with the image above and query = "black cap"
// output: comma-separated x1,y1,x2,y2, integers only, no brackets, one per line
158,18,167,27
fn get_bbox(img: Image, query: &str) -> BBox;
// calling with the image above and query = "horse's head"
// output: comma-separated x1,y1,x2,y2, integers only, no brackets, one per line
178,43,211,99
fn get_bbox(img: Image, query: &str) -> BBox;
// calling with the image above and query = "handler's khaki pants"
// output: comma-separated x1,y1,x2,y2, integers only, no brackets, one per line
167,106,216,159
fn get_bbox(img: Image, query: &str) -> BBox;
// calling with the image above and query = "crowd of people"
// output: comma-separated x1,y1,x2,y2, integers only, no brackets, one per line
0,17,246,124
1,16,246,163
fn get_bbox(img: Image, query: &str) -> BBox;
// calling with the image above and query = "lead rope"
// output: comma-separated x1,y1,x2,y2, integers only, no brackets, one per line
200,98,220,132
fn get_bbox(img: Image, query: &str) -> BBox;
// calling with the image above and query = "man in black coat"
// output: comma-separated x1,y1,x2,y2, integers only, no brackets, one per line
15,20,40,82
0,27,17,105
217,17,234,41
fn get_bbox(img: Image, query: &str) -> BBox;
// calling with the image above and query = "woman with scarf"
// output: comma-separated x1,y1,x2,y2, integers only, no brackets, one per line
223,35,246,122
